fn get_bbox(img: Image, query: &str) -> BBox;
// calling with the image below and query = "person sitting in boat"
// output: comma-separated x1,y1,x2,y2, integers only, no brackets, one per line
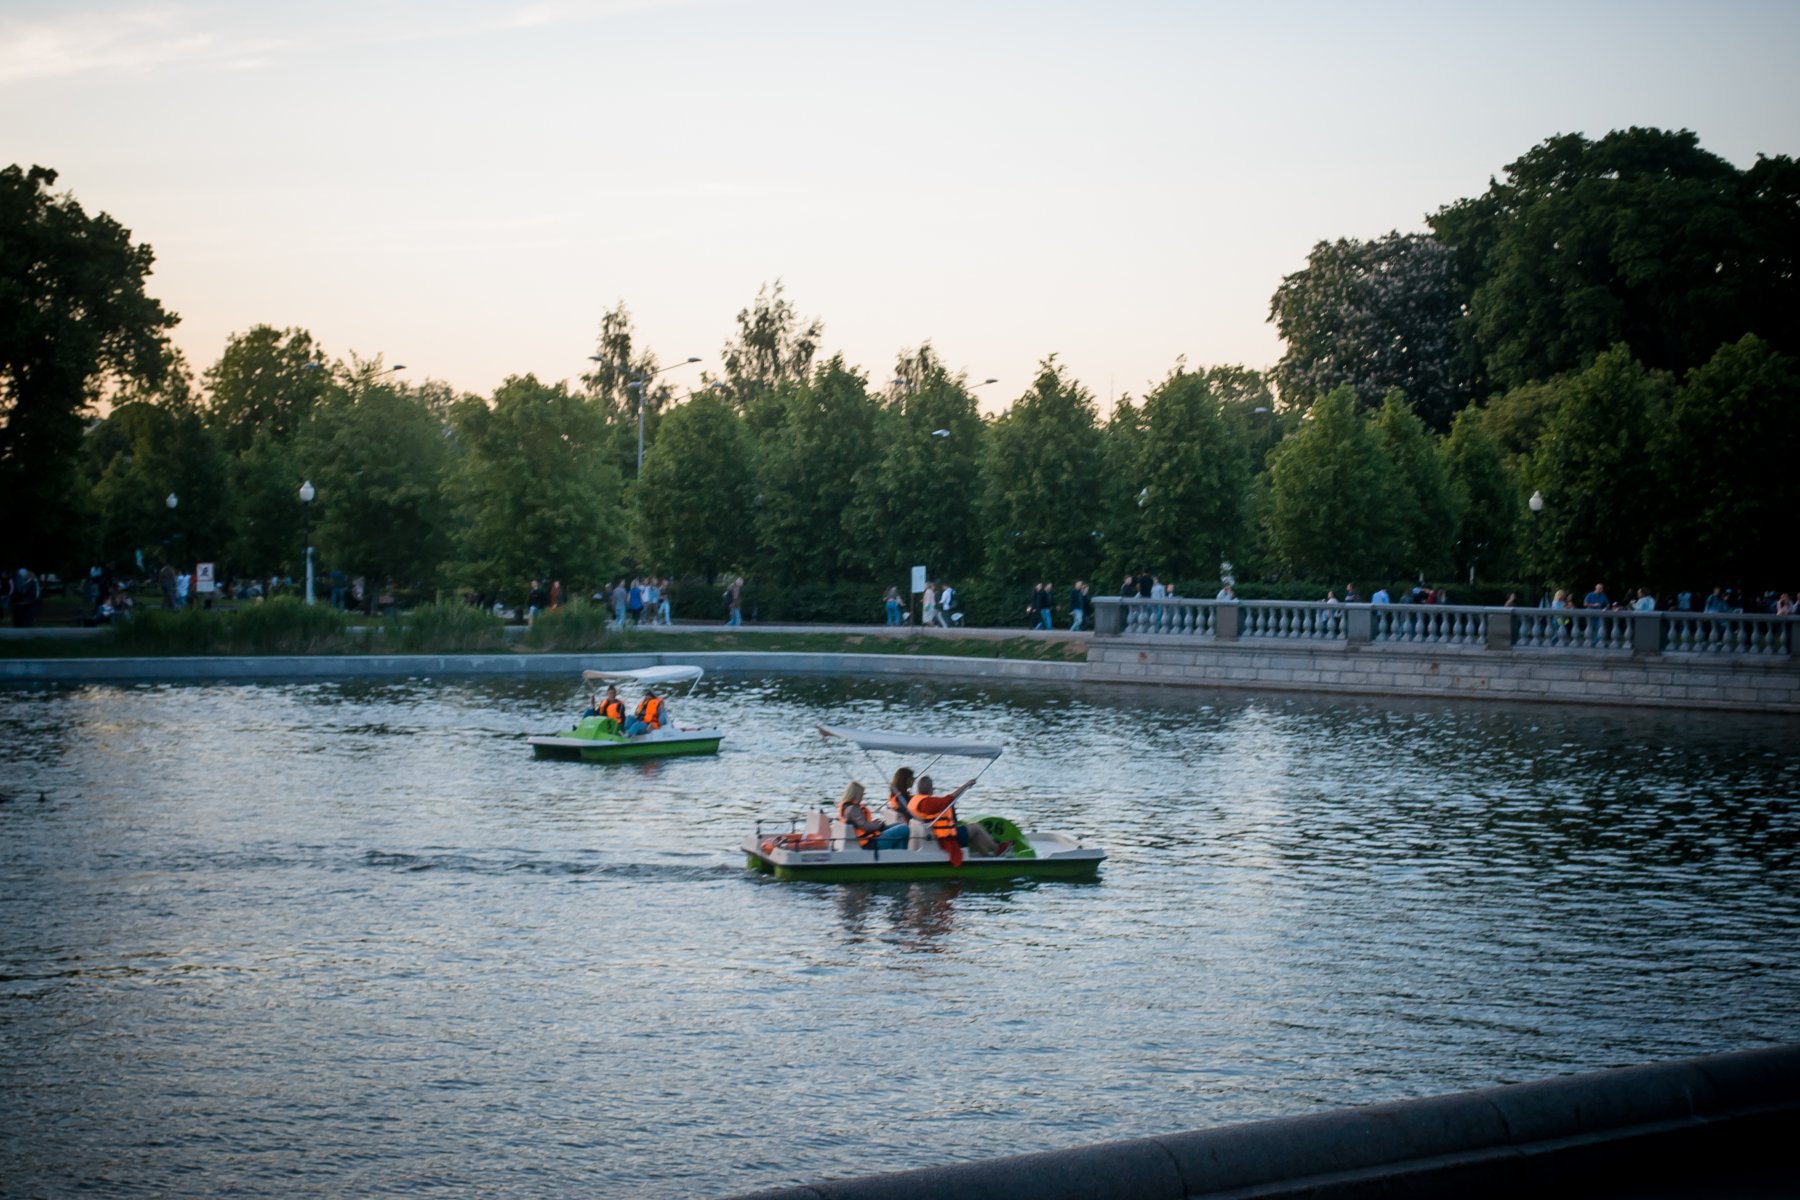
623,689,666,737
584,685,627,732
839,781,908,850
910,774,1007,864
886,767,916,826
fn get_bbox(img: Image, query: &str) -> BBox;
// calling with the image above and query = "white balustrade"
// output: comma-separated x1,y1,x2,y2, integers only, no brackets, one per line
1093,597,1794,661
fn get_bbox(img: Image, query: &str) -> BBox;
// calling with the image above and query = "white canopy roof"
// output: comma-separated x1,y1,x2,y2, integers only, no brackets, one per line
582,665,704,687
817,724,1003,759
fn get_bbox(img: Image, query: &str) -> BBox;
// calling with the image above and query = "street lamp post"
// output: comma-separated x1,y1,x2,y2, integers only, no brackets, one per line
299,480,316,605
1528,490,1545,605
586,356,702,476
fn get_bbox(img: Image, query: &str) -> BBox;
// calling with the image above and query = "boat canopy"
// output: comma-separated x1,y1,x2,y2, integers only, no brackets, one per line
817,724,1003,760
582,665,704,687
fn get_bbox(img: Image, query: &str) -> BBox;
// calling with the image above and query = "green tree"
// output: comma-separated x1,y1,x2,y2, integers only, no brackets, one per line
445,374,623,601
979,359,1103,585
1,164,176,570
1440,406,1520,585
1432,128,1800,391
304,379,453,603
225,429,307,579
1135,369,1252,582
202,325,329,454
843,345,987,584
1206,365,1284,475
754,356,880,580
1648,334,1800,591
1265,386,1397,581
1095,396,1146,582
1527,346,1671,592
1371,390,1457,579
579,301,693,480
637,391,755,579
720,279,822,426
84,357,230,577
1269,232,1469,430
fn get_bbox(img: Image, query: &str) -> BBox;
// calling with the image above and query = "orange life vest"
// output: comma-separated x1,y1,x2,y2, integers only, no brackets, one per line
600,697,626,725
837,799,882,849
635,695,664,729
908,792,963,867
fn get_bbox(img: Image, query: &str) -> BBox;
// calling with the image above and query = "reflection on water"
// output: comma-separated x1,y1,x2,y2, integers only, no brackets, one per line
2,674,1797,1197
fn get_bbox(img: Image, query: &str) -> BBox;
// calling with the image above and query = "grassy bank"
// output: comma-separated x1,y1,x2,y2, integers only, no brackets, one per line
0,601,1087,663
593,629,1088,662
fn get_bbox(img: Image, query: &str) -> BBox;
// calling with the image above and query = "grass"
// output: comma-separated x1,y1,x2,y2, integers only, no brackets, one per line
0,604,1089,663
578,628,1089,662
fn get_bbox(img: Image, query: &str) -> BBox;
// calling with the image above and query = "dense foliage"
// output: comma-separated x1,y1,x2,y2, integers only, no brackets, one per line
8,127,1798,621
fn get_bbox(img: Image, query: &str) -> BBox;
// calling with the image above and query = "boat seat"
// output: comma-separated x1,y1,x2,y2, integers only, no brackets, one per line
908,819,935,852
830,819,855,849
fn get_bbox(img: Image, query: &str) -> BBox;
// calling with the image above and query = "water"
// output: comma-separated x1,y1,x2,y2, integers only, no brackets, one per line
2,674,1796,1196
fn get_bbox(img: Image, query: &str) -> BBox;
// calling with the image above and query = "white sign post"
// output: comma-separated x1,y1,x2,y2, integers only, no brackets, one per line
911,565,927,627
196,562,216,594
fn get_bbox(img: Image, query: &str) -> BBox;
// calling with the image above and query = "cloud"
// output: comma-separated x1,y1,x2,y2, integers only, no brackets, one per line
0,4,291,84
0,0,708,84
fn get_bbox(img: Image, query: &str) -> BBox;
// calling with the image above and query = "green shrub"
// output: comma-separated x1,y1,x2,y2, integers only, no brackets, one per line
108,607,223,655
523,599,614,651
107,597,357,655
227,597,358,654
393,601,507,653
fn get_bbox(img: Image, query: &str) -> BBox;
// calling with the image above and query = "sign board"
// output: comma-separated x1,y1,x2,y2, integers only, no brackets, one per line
196,562,216,594
911,565,927,594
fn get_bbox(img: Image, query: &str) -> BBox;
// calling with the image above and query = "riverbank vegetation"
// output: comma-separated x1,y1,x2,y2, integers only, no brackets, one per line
0,599,1088,661
5,129,1796,627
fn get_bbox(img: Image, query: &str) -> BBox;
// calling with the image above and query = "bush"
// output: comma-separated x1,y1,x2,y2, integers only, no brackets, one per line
109,597,359,656
393,601,508,653
523,599,614,651
228,597,360,653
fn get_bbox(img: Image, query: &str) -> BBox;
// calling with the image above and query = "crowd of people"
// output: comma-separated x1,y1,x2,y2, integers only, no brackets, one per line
882,580,962,627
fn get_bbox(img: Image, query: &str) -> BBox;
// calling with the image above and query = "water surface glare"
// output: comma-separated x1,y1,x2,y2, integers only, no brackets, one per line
2,675,1797,1196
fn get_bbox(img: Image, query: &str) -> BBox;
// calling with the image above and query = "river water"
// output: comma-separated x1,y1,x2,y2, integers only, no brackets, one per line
2,673,1796,1196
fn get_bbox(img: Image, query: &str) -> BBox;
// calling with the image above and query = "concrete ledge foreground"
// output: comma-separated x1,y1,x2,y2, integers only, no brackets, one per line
724,1044,1800,1199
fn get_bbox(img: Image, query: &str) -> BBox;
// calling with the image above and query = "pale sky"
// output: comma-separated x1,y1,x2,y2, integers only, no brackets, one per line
6,0,1797,412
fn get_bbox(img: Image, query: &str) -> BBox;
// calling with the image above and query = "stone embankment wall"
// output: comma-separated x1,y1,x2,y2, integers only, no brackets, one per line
1088,598,1800,714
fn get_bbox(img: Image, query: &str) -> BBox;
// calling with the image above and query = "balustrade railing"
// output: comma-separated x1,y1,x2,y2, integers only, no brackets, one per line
1093,597,1795,660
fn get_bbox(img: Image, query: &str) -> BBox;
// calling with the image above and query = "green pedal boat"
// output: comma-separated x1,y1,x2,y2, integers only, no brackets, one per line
743,725,1105,883
529,665,723,763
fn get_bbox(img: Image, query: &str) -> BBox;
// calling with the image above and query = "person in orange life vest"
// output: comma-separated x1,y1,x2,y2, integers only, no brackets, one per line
909,775,1006,866
584,685,626,732
838,781,909,850
624,689,666,736
886,766,916,826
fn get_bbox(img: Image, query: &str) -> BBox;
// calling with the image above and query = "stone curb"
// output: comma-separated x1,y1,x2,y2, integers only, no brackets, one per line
720,1043,1800,1199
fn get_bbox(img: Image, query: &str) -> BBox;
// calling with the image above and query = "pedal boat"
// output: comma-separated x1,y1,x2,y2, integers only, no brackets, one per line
743,725,1105,883
529,665,723,763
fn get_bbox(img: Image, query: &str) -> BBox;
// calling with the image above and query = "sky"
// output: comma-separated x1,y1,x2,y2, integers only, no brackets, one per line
6,0,1798,413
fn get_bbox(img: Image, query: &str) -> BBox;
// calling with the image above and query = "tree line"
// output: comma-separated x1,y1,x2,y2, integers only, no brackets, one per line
2,129,1796,620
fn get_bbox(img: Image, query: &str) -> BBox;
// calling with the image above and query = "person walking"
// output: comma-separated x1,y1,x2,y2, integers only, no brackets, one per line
725,576,744,626
1069,580,1087,631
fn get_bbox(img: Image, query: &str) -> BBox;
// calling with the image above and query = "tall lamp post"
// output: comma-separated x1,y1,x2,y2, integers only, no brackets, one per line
1528,490,1545,605
299,480,316,605
587,356,702,475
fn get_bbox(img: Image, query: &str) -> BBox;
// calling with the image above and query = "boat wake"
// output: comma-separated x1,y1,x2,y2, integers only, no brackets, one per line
357,848,734,882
